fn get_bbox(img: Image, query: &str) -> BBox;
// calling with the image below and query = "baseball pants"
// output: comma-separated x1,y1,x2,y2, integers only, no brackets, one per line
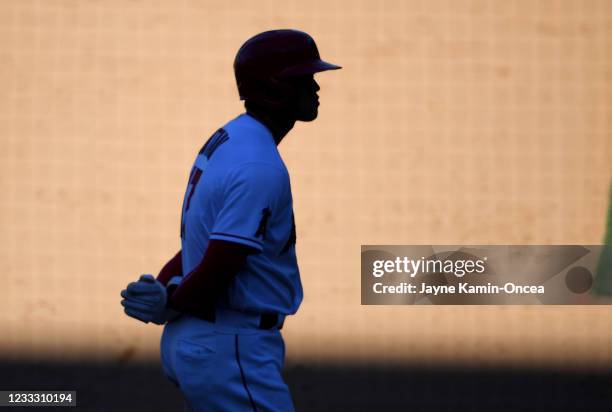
160,310,295,412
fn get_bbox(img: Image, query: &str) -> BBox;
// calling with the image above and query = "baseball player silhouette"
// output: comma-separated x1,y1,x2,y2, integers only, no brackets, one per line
120,29,341,411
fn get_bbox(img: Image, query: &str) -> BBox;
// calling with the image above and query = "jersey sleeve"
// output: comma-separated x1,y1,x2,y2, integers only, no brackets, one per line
210,162,287,252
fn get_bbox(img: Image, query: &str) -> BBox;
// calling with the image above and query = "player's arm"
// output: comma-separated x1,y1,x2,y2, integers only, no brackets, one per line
167,164,284,313
157,249,183,286
167,163,284,314
168,240,257,314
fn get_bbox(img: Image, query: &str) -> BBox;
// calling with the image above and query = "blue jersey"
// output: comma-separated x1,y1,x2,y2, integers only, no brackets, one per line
179,113,302,315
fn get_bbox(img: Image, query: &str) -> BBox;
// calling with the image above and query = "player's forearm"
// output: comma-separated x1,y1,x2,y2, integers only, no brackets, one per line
157,250,183,286
168,240,255,313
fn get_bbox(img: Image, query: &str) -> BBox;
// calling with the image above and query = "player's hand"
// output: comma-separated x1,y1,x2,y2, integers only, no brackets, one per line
120,274,179,325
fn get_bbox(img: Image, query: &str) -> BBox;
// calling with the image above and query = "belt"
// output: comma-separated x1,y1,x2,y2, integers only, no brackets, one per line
189,307,284,330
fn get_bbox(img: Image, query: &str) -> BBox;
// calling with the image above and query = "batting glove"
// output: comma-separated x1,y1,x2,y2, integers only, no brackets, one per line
121,274,181,325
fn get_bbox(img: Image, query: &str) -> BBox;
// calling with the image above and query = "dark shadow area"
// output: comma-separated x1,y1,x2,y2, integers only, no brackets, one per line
0,358,611,411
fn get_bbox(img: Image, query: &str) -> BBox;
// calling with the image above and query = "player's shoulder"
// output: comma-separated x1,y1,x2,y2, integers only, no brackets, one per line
210,160,289,202
228,161,288,182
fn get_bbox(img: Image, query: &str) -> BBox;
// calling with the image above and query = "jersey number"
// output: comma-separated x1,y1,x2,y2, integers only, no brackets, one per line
180,128,229,239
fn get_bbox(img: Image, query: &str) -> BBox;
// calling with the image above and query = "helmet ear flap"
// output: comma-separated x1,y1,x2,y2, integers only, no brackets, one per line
238,71,298,110
267,75,299,102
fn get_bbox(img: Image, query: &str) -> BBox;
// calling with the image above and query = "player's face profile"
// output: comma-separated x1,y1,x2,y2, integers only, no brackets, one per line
288,74,320,122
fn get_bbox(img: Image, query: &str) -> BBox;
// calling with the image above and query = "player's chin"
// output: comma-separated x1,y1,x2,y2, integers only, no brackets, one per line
296,106,319,122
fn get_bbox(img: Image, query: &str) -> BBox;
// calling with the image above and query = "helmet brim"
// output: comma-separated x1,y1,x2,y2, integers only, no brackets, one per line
278,59,342,77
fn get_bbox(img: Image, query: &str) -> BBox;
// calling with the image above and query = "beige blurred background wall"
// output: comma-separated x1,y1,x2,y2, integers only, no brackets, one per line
1,0,611,369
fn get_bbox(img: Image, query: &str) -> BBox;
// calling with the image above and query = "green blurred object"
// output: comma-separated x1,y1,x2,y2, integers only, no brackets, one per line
593,181,612,296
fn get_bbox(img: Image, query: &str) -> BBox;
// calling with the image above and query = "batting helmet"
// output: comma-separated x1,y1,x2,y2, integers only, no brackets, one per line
233,29,341,107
